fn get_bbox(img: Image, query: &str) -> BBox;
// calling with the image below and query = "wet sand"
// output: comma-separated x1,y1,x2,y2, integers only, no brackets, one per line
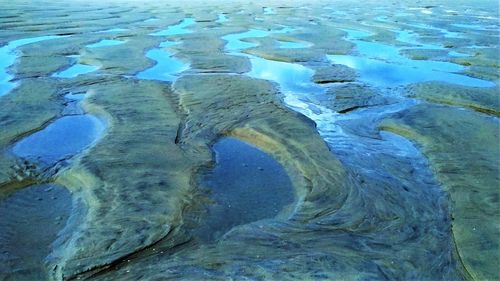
0,0,498,280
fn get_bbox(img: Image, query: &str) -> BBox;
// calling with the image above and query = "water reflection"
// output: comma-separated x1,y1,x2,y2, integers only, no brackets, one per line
150,18,195,36
52,60,99,78
248,57,323,94
0,36,63,96
330,28,495,87
12,115,105,166
136,44,189,82
196,137,294,242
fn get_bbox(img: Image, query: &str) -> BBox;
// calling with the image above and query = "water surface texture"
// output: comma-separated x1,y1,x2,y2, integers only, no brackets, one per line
52,61,99,78
150,18,195,36
328,29,495,87
136,18,194,81
136,43,188,82
221,22,463,280
196,137,294,242
0,1,498,280
0,36,62,96
216,14,228,23
12,115,105,166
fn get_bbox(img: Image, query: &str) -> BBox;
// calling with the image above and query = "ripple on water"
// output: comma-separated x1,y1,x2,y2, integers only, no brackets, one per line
195,137,294,242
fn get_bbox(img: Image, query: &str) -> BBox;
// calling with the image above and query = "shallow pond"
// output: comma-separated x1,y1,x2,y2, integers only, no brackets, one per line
136,18,194,81
329,28,495,87
0,35,63,96
136,43,188,82
150,18,195,36
195,137,294,242
12,114,105,166
216,14,228,23
52,61,99,78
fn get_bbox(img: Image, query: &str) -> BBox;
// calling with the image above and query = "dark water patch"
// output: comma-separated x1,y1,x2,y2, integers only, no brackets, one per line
12,115,105,167
0,184,72,281
195,137,294,242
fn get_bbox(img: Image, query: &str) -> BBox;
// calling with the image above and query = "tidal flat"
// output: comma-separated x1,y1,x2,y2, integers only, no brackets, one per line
0,0,498,280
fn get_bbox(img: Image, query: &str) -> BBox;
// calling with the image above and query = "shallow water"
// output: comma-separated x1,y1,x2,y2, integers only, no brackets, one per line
1,2,498,280
451,23,497,31
86,39,125,48
223,29,271,51
150,18,195,36
0,184,72,281
0,35,62,96
52,61,99,78
263,7,275,15
221,24,461,279
12,115,105,166
137,18,193,81
329,28,495,87
196,137,294,242
136,46,188,82
328,55,492,87
216,14,228,23
223,27,292,52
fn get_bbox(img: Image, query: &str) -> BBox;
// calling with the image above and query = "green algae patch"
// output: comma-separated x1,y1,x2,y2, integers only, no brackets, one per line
406,82,500,117
44,73,353,280
380,104,500,281
46,79,194,280
89,74,373,280
174,74,350,212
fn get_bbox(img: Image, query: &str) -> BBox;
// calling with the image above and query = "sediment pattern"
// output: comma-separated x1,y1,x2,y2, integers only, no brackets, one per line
0,0,498,280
